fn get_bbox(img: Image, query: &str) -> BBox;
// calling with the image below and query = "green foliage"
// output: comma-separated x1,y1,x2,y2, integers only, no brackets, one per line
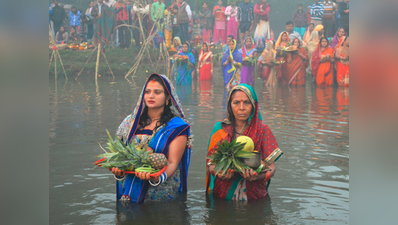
207,139,254,176
96,129,152,171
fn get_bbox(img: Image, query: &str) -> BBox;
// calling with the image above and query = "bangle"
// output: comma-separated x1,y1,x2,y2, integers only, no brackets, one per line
150,172,167,186
160,172,168,183
149,177,161,186
114,174,126,181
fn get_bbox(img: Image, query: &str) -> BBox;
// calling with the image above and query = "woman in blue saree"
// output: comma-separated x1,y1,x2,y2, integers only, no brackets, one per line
176,42,195,86
112,73,192,203
222,39,243,90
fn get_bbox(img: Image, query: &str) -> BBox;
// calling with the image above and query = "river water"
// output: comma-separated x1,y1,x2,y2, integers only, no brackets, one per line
49,73,349,224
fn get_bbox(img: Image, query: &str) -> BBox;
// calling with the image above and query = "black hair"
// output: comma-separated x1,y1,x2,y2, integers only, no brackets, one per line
138,74,174,131
292,38,301,47
309,23,315,26
227,90,254,138
286,21,294,26
319,37,329,46
298,3,303,7
227,35,235,39
343,36,348,43
173,5,178,10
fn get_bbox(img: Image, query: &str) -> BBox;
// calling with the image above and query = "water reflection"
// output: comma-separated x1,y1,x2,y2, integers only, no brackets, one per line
204,195,278,225
49,75,349,224
116,196,190,225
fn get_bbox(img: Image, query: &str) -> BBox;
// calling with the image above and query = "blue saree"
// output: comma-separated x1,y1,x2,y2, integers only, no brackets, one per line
116,74,192,203
177,44,195,86
222,39,243,89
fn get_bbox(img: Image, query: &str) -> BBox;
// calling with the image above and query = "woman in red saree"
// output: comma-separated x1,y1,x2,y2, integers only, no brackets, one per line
284,38,309,86
274,31,290,82
206,84,283,200
311,37,335,86
197,42,214,80
334,36,349,87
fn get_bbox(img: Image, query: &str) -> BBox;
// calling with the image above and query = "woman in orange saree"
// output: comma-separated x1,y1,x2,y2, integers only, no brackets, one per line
311,37,334,86
274,31,290,82
197,43,214,81
334,36,349,87
206,84,283,200
284,38,309,86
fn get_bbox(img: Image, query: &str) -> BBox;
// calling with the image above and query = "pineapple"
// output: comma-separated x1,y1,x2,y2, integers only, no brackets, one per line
148,153,168,170
207,139,255,176
96,130,153,171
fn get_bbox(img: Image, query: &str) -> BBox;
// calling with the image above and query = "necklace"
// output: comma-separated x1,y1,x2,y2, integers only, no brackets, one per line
235,122,248,135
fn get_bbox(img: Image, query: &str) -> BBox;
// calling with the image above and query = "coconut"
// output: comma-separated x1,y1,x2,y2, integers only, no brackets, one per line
236,136,254,152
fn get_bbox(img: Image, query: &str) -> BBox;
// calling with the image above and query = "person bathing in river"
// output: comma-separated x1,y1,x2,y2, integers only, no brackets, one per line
283,38,309,86
197,42,214,81
222,39,243,90
311,37,334,86
334,36,349,87
175,42,195,85
274,31,290,83
206,84,283,200
111,73,192,203
239,37,258,87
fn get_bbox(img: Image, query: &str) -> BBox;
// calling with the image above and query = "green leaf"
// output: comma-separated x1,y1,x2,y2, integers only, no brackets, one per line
214,159,226,175
235,150,255,158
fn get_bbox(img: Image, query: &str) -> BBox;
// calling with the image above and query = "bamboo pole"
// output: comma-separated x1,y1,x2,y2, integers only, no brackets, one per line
54,50,57,79
95,43,101,87
56,50,68,80
76,47,98,80
102,53,115,82
49,50,54,68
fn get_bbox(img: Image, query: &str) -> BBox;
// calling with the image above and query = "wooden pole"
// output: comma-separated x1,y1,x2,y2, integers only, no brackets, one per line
76,47,98,80
95,43,101,87
102,53,115,82
49,50,54,68
56,50,68,80
54,49,57,80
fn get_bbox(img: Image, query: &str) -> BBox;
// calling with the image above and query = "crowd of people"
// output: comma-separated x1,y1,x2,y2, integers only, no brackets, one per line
50,0,349,87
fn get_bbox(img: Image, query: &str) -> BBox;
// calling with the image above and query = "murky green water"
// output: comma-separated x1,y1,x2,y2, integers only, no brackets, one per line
50,73,349,224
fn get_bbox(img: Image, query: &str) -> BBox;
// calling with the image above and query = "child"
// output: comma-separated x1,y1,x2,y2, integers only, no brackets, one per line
192,18,201,46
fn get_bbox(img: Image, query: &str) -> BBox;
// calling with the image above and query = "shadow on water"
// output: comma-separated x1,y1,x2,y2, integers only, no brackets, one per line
204,195,278,225
116,195,190,225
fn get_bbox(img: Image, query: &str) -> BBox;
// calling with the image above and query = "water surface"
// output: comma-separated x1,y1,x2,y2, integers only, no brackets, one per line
50,73,349,224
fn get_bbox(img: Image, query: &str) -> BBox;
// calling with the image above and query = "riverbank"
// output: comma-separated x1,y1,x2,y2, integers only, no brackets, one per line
49,45,225,78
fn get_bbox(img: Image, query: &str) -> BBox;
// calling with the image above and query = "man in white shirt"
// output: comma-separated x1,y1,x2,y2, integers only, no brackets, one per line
176,0,192,44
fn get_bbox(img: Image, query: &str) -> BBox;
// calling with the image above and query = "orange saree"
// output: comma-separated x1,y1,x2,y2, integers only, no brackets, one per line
312,46,334,87
334,38,349,87
284,47,309,86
